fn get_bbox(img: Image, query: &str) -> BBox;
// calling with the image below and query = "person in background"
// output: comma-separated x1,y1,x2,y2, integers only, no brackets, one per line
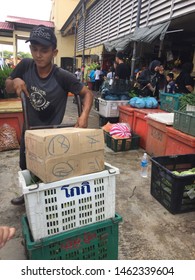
88,68,96,90
158,65,166,92
165,72,176,93
5,25,93,206
0,226,16,249
165,72,175,93
94,65,103,92
175,62,194,93
137,59,161,98
75,68,82,81
115,52,130,80
107,66,115,86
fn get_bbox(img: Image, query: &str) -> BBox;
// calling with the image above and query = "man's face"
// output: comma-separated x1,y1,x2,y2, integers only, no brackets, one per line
115,57,119,64
30,44,58,68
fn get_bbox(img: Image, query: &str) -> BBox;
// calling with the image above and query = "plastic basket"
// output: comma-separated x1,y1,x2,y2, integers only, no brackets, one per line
159,92,183,112
150,154,195,214
19,163,119,241
22,213,122,260
173,111,195,136
94,97,99,111
105,132,140,152
98,98,129,117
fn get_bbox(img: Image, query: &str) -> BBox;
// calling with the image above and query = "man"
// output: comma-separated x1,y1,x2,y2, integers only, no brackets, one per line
113,52,130,96
115,52,130,80
5,25,93,205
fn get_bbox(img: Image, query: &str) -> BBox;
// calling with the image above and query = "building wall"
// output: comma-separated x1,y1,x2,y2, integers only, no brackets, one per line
77,0,195,51
53,0,195,72
51,0,80,66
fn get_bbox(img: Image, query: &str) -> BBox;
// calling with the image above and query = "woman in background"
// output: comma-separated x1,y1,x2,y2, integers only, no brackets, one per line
175,62,194,93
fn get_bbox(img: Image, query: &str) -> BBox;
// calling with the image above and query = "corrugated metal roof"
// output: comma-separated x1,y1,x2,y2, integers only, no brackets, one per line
5,16,54,28
0,22,14,30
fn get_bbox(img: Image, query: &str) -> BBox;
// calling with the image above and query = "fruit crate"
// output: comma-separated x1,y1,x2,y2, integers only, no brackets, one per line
173,111,195,136
19,163,119,241
159,92,183,112
150,154,195,214
22,213,122,260
105,132,140,152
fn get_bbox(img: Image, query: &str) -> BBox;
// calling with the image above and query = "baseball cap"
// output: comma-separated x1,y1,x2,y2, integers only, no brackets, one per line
26,25,57,47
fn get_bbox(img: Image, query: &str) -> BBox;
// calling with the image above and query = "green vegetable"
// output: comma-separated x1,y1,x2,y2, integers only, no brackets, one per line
179,93,195,111
172,168,195,176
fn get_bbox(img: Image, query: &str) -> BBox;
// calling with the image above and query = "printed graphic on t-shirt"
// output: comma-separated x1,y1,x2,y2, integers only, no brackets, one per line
29,86,50,111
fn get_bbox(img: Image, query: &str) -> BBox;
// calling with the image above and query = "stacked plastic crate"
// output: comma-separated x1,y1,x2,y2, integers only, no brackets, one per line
20,127,122,260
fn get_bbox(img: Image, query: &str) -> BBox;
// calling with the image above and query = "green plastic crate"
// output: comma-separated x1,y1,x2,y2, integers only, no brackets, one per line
22,213,122,260
160,92,183,112
105,132,140,152
173,111,195,136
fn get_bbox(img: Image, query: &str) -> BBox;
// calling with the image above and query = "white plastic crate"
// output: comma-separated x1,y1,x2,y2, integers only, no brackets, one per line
186,104,195,112
98,98,129,117
19,163,119,241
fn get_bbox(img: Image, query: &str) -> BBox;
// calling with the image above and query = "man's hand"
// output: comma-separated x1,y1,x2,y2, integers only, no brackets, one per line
74,86,93,128
5,77,29,97
147,83,155,92
0,226,16,249
75,113,88,128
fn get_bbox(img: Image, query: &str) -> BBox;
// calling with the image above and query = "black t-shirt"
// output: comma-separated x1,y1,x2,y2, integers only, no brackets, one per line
10,58,83,126
115,63,130,80
175,71,194,93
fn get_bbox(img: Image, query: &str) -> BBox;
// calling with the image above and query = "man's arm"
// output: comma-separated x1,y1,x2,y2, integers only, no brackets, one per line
75,85,94,128
5,77,29,97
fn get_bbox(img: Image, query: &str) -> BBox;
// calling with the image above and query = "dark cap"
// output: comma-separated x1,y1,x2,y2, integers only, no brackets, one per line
26,25,57,47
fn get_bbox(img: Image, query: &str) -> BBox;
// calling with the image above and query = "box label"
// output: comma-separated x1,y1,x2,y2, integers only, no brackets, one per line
61,181,91,198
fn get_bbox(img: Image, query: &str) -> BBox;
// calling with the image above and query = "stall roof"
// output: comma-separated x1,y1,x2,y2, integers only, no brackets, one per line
130,21,170,43
104,21,170,52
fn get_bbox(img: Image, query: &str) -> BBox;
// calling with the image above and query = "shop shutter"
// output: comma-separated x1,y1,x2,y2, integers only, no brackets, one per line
77,0,195,52
77,0,138,51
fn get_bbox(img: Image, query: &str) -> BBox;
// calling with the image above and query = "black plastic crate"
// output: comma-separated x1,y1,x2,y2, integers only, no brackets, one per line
99,115,119,127
150,154,195,214
94,97,99,111
105,132,140,152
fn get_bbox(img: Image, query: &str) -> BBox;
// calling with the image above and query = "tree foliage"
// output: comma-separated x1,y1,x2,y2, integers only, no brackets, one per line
2,50,31,59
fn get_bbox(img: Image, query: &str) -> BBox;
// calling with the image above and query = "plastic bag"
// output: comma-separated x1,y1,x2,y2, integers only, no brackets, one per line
102,122,114,132
129,97,139,107
0,124,20,152
134,98,146,108
145,97,153,108
110,123,131,139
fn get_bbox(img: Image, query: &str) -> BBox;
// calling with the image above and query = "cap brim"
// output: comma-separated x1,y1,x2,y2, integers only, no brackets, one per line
25,38,52,46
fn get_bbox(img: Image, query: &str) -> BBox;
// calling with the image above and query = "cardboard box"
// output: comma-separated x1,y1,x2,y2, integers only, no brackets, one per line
25,127,105,183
